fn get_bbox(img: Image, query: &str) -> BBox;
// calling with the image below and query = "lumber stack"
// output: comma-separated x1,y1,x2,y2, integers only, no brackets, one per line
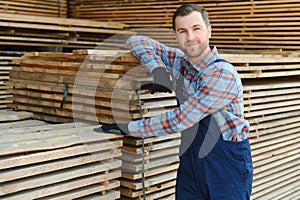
0,110,123,199
0,12,132,52
0,0,67,17
243,77,300,199
223,52,300,199
8,50,300,199
8,50,177,123
0,51,22,109
120,133,180,199
68,0,300,52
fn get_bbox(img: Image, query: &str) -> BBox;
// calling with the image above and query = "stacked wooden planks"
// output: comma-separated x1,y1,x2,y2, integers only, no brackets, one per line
243,77,300,199
0,110,123,199
0,12,132,51
0,51,22,109
120,133,180,199
8,49,300,199
68,0,300,52
0,0,68,17
8,50,177,123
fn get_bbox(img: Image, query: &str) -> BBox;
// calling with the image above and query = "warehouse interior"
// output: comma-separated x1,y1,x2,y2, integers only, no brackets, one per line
0,0,300,199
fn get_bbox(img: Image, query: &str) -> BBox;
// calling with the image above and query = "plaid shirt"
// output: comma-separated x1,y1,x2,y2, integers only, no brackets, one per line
126,35,250,142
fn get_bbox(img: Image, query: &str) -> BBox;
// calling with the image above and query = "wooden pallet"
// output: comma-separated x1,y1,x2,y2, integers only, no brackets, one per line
0,110,122,199
120,133,181,199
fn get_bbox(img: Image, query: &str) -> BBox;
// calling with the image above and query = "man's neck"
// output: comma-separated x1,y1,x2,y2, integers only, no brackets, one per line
189,46,211,65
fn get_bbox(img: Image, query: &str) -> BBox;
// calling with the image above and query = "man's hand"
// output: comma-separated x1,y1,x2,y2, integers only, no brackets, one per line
93,123,129,135
151,67,173,94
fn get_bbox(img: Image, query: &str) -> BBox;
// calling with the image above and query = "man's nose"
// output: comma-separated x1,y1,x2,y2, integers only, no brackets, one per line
187,30,196,40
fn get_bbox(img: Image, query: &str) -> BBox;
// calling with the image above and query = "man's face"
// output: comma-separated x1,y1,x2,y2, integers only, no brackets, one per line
175,11,211,63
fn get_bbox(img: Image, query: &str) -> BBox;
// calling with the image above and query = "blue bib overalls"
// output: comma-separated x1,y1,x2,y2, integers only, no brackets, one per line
174,59,253,200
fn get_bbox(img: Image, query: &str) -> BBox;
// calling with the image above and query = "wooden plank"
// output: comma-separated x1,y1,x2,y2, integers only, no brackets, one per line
121,170,176,190
0,123,123,156
122,132,181,146
1,170,121,199
0,149,121,183
75,190,120,200
0,141,121,170
0,119,46,129
122,163,179,180
45,183,120,200
120,179,176,198
122,154,179,173
0,12,127,29
122,138,181,154
0,110,33,121
122,146,179,163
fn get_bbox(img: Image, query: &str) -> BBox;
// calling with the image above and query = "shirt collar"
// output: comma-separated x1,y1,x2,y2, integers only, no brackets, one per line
184,46,219,72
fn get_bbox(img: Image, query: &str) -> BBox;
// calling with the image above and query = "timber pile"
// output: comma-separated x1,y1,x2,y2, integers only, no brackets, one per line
243,77,300,199
0,110,122,199
8,50,177,123
0,0,67,17
0,12,132,52
68,0,300,52
0,51,22,109
8,49,300,199
226,53,300,199
121,133,180,199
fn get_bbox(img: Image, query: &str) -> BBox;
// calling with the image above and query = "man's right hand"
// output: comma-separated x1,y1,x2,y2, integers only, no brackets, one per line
151,67,173,94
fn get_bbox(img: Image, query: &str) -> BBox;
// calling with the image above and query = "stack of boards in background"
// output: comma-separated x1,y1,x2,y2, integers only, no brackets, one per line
0,3,132,108
0,51,22,109
8,49,300,199
230,53,300,199
0,0,68,17
0,109,123,199
68,0,300,52
0,12,131,51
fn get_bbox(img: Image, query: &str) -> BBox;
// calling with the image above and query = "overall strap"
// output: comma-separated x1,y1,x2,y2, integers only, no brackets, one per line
214,58,227,64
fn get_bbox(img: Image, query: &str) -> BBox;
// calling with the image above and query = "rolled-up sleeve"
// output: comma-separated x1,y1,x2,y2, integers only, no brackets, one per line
127,35,179,73
128,68,239,138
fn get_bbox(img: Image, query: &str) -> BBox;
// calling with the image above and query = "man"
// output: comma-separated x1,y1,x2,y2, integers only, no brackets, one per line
101,3,253,200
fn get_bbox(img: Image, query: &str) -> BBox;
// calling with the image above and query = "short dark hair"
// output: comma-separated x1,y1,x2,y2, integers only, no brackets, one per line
172,4,210,30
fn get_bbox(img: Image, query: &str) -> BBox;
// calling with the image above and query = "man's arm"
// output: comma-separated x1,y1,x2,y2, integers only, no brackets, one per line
128,68,241,138
127,35,179,73
128,35,186,93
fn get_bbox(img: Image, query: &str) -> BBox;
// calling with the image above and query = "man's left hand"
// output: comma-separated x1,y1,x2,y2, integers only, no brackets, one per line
93,123,129,135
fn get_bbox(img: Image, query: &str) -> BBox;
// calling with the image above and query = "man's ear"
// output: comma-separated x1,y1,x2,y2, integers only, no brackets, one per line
174,30,179,42
208,25,212,39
